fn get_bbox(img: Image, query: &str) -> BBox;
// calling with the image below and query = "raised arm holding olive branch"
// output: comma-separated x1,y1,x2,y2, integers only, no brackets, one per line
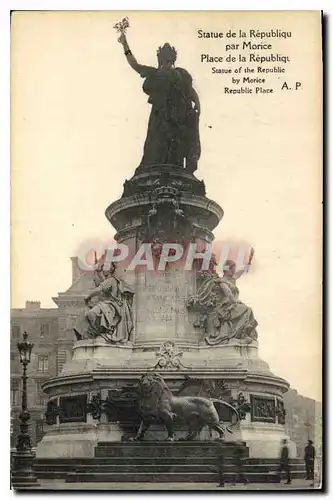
116,26,201,172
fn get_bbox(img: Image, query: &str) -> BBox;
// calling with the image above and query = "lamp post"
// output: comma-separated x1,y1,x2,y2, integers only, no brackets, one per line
11,331,39,489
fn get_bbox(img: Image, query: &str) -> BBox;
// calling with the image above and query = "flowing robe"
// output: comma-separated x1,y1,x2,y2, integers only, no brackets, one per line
74,275,134,343
193,275,258,345
136,65,201,171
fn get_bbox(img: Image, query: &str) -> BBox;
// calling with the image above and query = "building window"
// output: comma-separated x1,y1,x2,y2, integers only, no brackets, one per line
11,352,20,371
11,325,20,340
37,355,49,373
40,323,50,338
56,349,68,375
35,380,47,406
11,380,20,406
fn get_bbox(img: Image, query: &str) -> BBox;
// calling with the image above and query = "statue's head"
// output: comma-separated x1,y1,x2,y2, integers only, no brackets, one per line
157,43,177,67
102,261,116,278
223,260,236,277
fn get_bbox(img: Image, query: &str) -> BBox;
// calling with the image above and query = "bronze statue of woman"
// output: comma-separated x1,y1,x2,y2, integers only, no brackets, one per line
118,32,201,173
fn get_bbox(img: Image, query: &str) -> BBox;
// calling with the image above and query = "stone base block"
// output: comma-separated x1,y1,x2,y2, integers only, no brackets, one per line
228,422,297,459
36,423,123,458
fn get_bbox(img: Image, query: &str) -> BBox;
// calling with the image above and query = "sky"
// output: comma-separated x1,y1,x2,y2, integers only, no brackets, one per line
11,11,322,401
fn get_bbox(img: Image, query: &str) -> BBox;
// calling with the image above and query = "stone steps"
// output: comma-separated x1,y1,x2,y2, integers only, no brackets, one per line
34,441,306,483
64,471,306,484
34,461,306,483
34,462,305,473
94,441,249,458
34,457,304,466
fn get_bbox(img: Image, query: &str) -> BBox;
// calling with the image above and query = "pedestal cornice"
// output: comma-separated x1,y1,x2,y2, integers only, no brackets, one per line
105,193,223,232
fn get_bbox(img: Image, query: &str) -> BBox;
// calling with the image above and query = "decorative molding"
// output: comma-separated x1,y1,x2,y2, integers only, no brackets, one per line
106,192,223,233
276,398,286,425
86,392,119,422
86,393,103,420
177,376,229,399
250,395,276,423
229,393,251,420
58,394,87,424
44,399,60,425
107,389,141,430
155,341,183,369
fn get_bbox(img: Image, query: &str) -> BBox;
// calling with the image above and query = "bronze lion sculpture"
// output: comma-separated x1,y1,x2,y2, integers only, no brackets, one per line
130,373,240,441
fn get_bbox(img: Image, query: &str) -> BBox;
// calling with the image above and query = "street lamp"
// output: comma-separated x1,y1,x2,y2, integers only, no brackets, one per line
11,331,39,489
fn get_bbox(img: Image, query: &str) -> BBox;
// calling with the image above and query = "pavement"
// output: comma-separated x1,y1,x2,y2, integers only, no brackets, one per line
17,478,321,491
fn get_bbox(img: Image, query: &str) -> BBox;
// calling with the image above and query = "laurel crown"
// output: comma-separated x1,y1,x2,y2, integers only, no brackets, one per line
157,43,177,63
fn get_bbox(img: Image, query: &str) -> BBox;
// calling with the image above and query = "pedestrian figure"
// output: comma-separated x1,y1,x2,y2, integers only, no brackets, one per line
304,440,315,484
231,443,249,485
278,439,292,484
216,449,225,487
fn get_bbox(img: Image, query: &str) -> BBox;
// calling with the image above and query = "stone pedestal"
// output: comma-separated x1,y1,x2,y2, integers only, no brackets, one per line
134,268,197,345
36,422,124,459
37,338,295,459
36,164,296,463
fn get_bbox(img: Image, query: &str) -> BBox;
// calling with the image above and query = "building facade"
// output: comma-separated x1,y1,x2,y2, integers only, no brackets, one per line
10,301,59,447
10,257,85,448
284,388,322,459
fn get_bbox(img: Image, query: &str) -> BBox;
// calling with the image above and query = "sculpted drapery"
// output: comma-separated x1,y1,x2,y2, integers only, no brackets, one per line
74,264,134,344
196,275,258,345
188,260,258,345
138,64,201,171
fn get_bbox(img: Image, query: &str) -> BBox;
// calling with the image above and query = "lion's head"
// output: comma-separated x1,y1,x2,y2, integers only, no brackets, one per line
138,373,169,397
